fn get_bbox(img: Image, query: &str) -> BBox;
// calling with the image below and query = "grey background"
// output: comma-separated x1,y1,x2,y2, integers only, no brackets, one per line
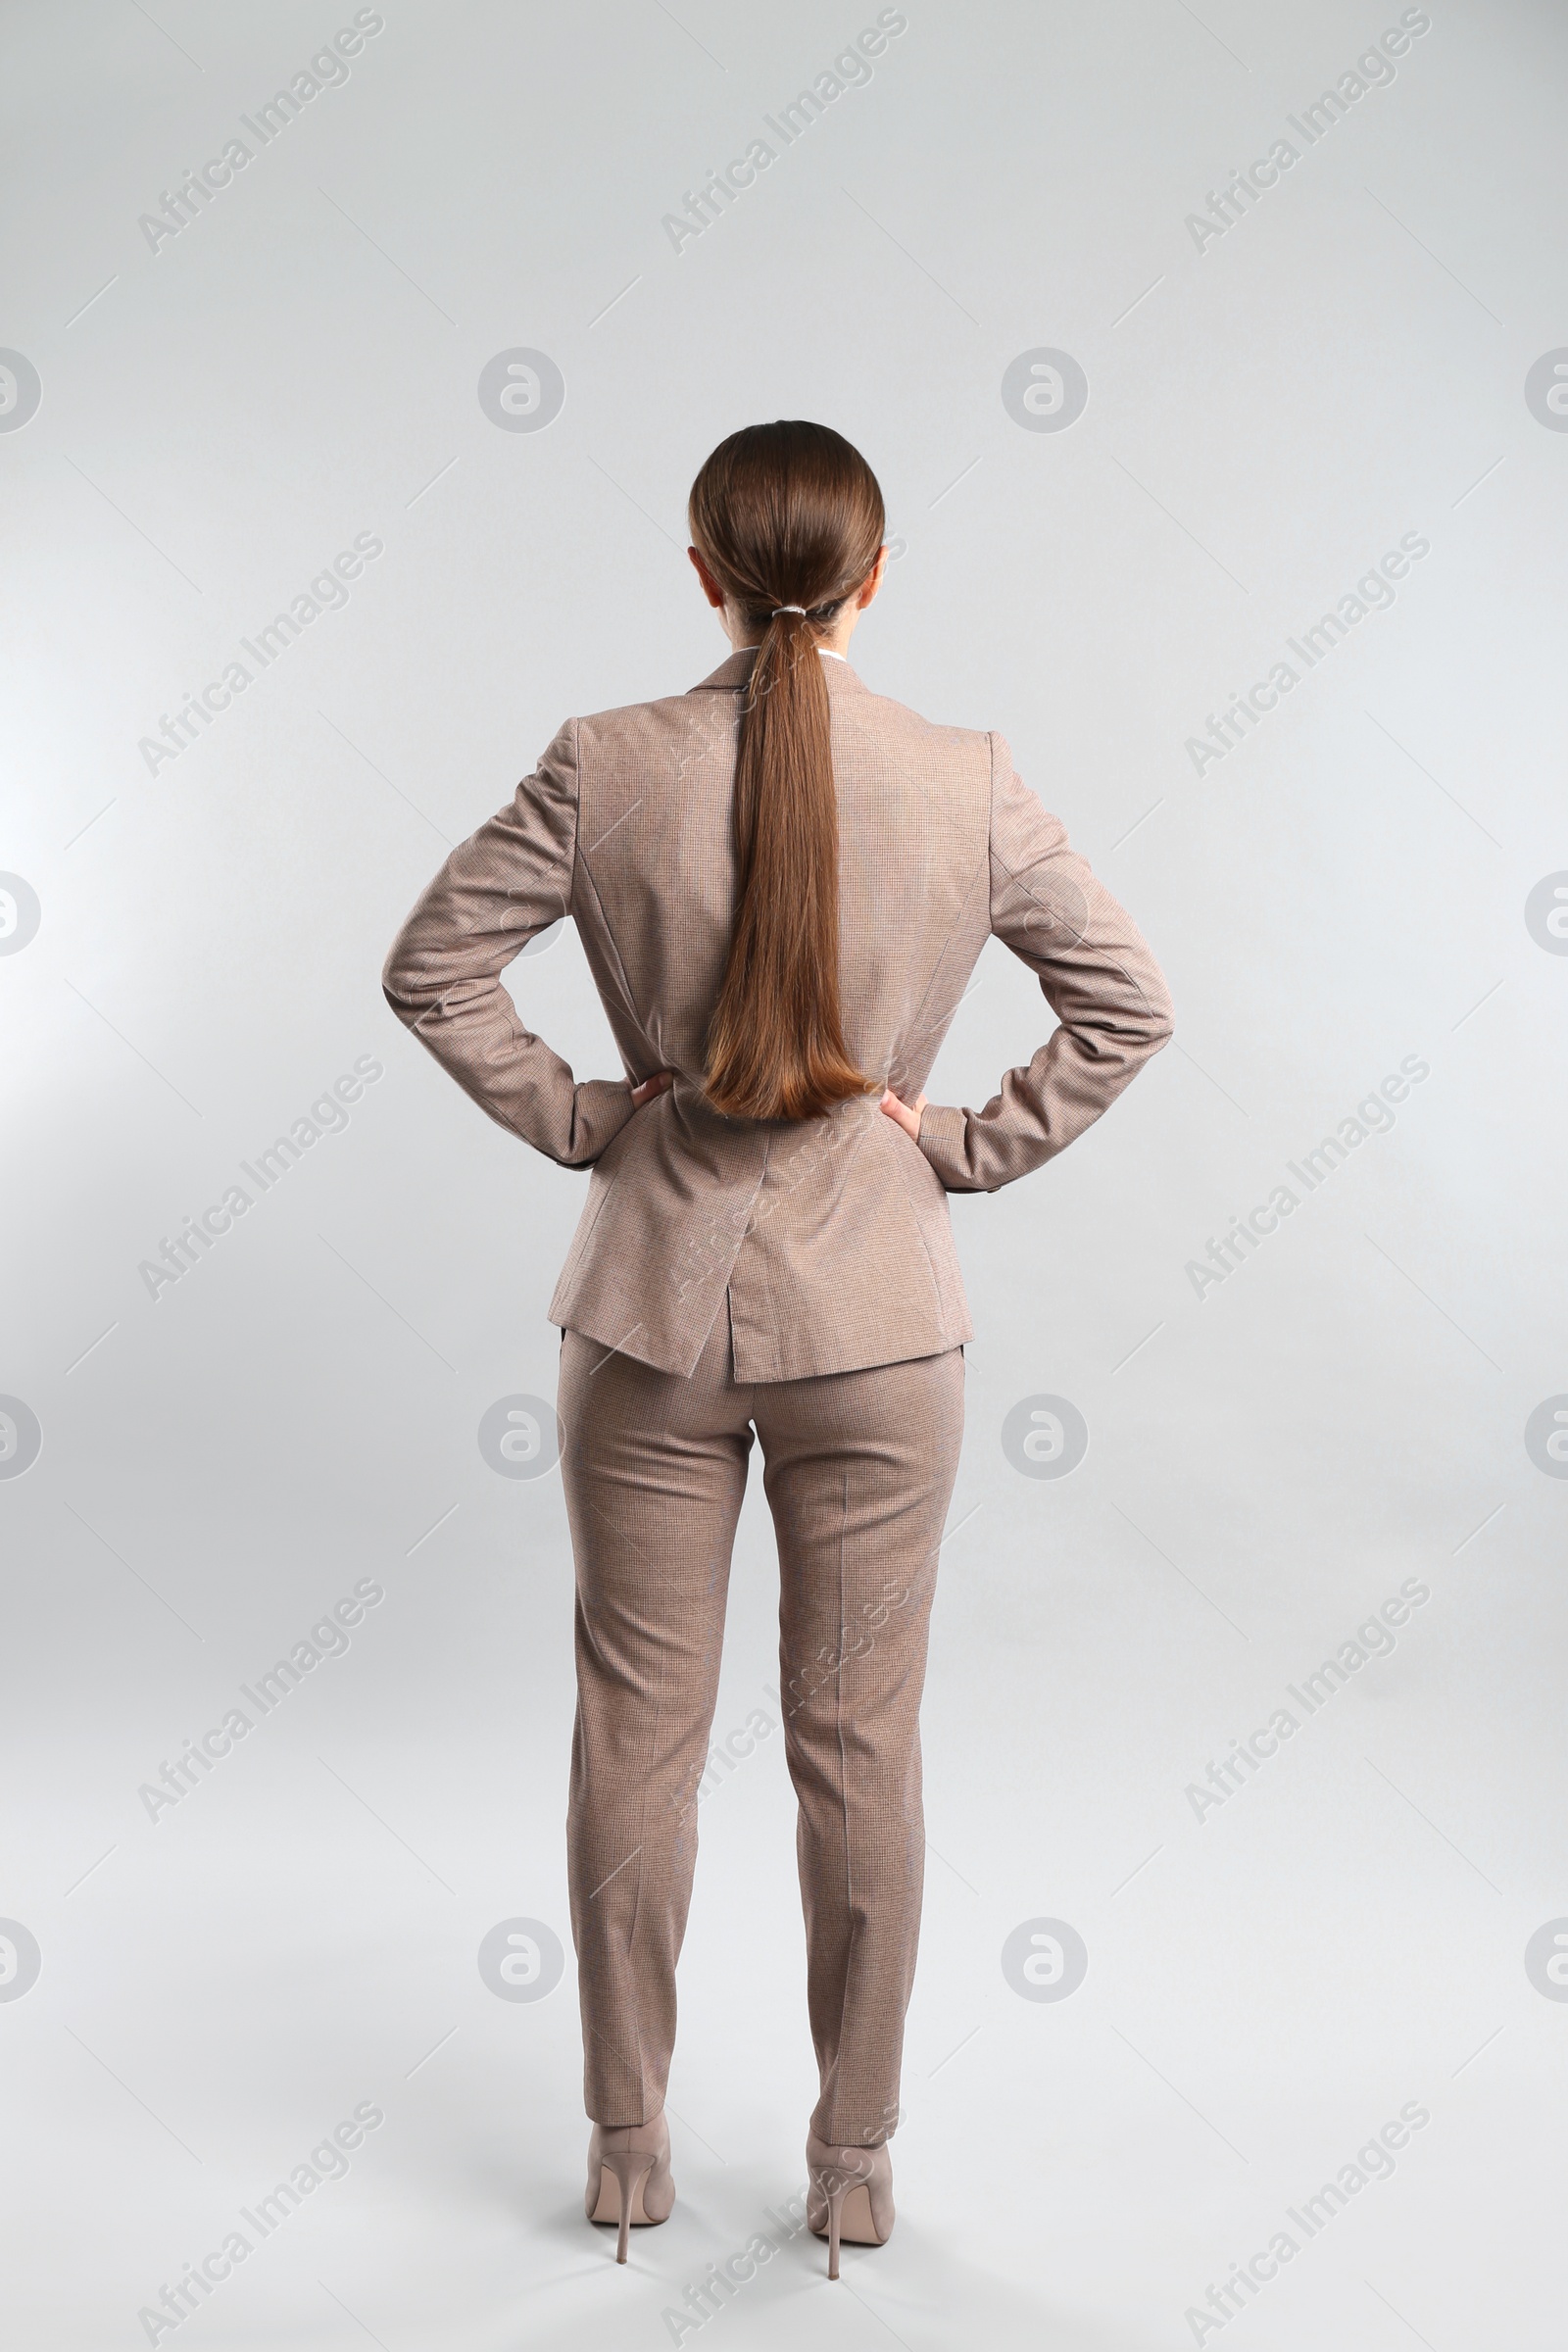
2,1,1565,2344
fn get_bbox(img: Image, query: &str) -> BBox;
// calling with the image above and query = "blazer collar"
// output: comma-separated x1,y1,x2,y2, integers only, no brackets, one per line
689,646,867,696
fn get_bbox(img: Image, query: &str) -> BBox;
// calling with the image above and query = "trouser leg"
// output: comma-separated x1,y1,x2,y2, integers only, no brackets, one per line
558,1323,752,2127
756,1346,965,2148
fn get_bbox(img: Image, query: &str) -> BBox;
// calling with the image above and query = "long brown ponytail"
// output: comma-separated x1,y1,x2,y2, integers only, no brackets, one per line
688,420,886,1122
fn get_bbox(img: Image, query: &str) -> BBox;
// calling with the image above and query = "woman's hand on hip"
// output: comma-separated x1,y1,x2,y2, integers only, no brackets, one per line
879,1087,926,1142
630,1069,675,1108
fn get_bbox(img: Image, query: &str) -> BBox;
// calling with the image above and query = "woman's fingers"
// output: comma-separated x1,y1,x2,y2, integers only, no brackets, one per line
879,1087,926,1141
630,1069,675,1107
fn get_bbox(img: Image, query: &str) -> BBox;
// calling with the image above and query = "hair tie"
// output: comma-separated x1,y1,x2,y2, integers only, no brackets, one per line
771,604,807,616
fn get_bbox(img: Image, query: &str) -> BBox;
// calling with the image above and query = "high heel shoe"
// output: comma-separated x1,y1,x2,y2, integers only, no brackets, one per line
806,2131,895,2278
584,2112,675,2263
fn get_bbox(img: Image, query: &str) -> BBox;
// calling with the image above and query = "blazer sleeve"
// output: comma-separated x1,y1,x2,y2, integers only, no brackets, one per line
379,717,637,1168
915,732,1174,1193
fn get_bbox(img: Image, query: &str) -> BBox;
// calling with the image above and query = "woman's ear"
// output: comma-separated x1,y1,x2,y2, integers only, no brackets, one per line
858,546,889,610
688,546,727,610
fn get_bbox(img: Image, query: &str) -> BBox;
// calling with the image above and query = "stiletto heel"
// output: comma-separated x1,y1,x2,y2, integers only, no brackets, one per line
602,2149,653,2263
806,2132,895,2278
825,2172,847,2279
585,2112,675,2261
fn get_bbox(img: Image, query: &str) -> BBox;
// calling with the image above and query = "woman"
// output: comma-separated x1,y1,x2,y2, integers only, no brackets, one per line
381,420,1173,2276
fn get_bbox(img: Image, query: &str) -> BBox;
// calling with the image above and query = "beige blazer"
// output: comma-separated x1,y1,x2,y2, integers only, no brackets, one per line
381,648,1174,1381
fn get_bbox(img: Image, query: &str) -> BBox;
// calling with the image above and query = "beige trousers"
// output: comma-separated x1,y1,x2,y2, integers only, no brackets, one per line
558,1304,965,2148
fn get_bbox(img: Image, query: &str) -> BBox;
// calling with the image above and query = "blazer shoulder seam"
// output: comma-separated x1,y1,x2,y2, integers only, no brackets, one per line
566,714,582,915
984,728,1004,921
